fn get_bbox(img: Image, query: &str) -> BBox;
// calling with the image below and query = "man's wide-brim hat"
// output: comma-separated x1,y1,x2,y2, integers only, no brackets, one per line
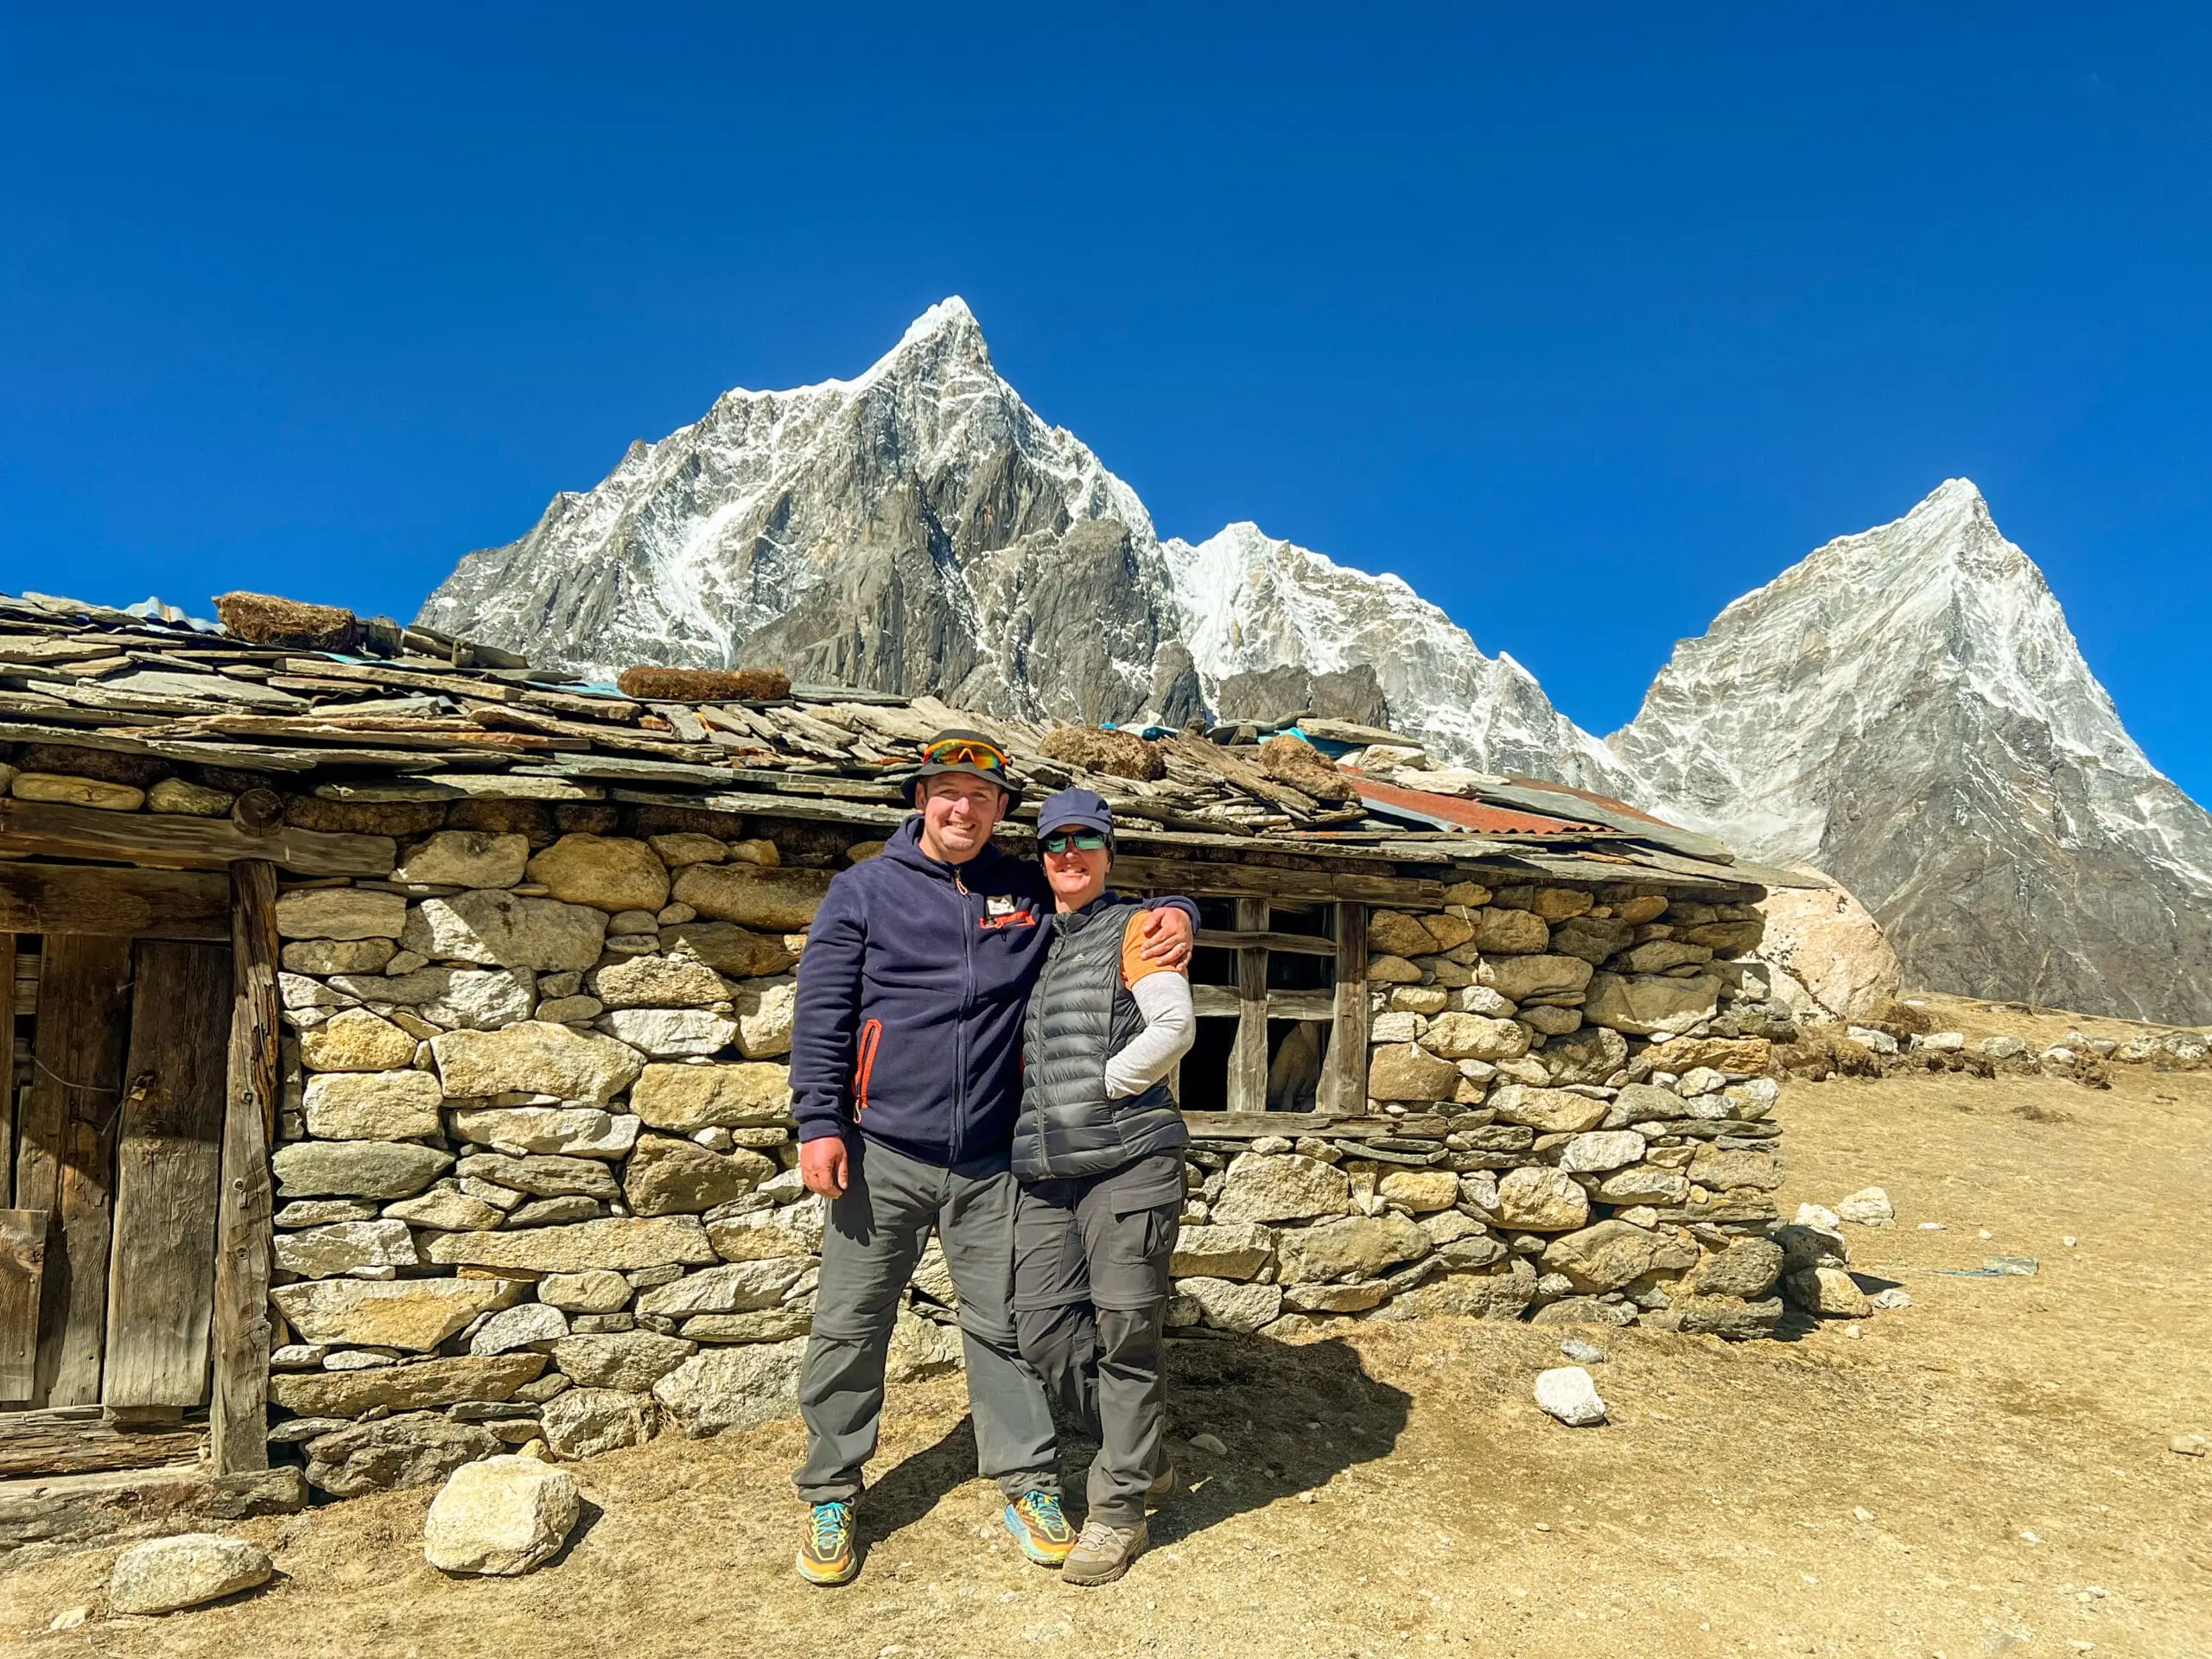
904,728,1017,806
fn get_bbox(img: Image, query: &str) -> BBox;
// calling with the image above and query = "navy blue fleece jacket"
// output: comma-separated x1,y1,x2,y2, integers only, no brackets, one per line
790,818,1197,1168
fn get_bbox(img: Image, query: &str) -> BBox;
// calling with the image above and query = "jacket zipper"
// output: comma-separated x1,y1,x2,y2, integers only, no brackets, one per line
952,868,973,1166
853,1019,882,1116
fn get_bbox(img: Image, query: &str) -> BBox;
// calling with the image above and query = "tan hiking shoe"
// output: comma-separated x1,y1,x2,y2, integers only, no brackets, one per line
1062,1518,1147,1586
1146,1459,1175,1503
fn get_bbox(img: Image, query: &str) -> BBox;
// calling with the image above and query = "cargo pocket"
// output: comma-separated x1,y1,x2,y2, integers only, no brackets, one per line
1094,1197,1179,1313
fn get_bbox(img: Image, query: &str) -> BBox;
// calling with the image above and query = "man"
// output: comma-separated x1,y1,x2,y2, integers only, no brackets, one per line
787,729,1197,1586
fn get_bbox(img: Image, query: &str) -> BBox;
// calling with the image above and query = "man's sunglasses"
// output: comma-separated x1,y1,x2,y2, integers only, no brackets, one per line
1040,831,1108,854
923,738,1008,772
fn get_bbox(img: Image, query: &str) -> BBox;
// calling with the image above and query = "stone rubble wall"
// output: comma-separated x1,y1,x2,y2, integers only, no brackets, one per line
248,791,1812,1497
0,749,1824,1500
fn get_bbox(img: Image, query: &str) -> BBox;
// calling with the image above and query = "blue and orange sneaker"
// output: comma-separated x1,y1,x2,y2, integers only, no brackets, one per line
1002,1490,1076,1567
796,1499,859,1586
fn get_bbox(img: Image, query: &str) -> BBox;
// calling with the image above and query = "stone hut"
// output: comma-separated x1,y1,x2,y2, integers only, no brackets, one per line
0,589,1817,1533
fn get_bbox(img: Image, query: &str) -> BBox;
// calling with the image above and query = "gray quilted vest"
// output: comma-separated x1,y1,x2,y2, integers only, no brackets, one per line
1013,896,1189,1181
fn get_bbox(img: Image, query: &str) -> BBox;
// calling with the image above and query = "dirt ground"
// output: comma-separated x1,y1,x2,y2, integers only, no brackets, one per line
3,999,2209,1658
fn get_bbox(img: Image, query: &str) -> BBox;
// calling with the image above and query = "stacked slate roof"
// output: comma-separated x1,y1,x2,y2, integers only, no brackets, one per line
0,588,1799,890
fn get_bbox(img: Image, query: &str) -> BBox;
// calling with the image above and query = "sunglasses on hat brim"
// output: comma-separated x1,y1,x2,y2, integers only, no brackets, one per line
922,738,1008,772
1040,830,1109,854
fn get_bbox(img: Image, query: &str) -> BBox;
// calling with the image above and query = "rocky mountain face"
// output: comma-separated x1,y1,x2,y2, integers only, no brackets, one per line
418,300,1191,727
419,302,2212,1021
1609,480,2212,1025
1160,523,1624,785
417,300,1603,776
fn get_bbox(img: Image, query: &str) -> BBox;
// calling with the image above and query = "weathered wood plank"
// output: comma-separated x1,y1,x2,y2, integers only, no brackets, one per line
0,932,14,1200
0,1411,204,1478
1227,898,1270,1116
103,940,231,1409
0,1211,48,1400
207,861,276,1474
0,797,396,877
1194,929,1336,957
1320,903,1370,1116
1192,986,1338,1021
0,864,228,940
16,936,134,1407
1111,855,1446,906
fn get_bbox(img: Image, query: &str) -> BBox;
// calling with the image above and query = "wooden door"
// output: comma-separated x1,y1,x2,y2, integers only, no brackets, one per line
0,935,230,1412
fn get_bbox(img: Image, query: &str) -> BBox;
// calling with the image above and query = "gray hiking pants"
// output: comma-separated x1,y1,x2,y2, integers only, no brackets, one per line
793,1135,1059,1506
1012,1152,1182,1528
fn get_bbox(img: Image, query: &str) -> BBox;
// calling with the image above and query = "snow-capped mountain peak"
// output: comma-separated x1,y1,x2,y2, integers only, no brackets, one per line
1161,521,1624,785
1612,479,2212,1022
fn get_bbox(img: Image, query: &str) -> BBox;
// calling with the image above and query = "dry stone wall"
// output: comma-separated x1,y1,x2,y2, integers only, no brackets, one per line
258,801,1808,1498
0,749,1819,1500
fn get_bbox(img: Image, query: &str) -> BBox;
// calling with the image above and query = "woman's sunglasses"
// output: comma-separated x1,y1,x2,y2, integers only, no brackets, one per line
1040,831,1108,854
923,737,1008,772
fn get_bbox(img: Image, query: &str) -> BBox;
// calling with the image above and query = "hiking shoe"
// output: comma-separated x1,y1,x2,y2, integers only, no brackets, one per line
796,1500,859,1586
1063,1518,1148,1586
1146,1459,1176,1503
1002,1490,1076,1567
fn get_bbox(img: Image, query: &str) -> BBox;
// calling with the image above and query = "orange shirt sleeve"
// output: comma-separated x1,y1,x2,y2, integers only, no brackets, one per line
1122,910,1183,988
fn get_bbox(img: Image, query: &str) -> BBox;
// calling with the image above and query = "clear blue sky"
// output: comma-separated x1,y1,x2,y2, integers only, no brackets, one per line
4,6,2208,798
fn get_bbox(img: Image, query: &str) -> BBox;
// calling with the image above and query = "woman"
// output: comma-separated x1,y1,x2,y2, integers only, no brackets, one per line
1009,786,1196,1586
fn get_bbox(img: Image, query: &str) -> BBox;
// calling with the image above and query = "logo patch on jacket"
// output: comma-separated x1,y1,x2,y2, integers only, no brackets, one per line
980,893,1037,931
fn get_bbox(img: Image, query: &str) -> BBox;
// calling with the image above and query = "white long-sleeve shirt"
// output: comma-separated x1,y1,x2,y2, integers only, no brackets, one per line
1103,971,1196,1097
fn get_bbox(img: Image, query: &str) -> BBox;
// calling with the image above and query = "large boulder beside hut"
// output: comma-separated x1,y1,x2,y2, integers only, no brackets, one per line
1754,871,1904,1022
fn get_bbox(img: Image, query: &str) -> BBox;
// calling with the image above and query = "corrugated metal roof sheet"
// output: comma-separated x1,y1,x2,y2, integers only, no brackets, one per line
1347,772,1598,836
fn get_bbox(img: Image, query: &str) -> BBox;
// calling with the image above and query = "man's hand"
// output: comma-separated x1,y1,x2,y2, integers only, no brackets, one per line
800,1135,850,1200
1136,905,1194,971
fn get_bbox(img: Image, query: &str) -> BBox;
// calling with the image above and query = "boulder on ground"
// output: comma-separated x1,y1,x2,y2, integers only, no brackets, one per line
1753,873,1902,1022
424,1455,582,1576
110,1534,274,1615
1534,1366,1607,1426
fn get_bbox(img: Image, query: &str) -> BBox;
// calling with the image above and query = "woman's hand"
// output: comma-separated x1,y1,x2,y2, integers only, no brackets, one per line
1135,906,1194,970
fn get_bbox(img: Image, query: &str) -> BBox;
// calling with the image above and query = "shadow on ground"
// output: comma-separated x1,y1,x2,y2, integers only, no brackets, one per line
854,1334,1412,1551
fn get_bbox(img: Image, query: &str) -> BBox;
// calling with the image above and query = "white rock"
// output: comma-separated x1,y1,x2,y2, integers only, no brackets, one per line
1846,1025,1899,1056
423,1455,581,1576
447,1106,641,1160
1835,1186,1895,1228
403,891,608,972
470,1301,570,1356
1555,1130,1646,1174
1722,1077,1781,1120
735,976,797,1058
272,1219,420,1279
597,1007,738,1058
396,830,531,890
1794,1202,1842,1230
652,1338,808,1435
1913,1030,1965,1052
1675,1066,1726,1096
540,1386,655,1459
1533,1366,1607,1427
1178,1276,1283,1333
109,1533,273,1615
330,965,537,1030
